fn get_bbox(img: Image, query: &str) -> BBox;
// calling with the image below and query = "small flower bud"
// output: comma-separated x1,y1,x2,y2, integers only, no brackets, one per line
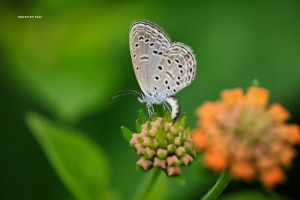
135,143,144,155
130,133,139,145
184,141,193,152
143,147,156,159
167,144,176,154
158,138,168,148
170,127,178,135
142,137,151,146
166,132,175,143
150,139,158,150
137,157,153,170
167,155,180,166
175,146,186,157
174,136,181,146
180,154,193,166
167,166,181,176
157,148,168,159
149,127,158,136
153,157,166,169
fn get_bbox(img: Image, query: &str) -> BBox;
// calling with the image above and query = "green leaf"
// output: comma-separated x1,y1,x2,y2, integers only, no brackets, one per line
26,112,112,200
252,79,260,87
184,127,191,136
147,121,152,131
188,156,200,167
121,126,133,142
151,113,158,122
179,115,187,127
139,109,147,124
164,112,172,123
135,165,151,173
173,120,180,130
135,119,142,133
167,175,185,185
153,104,164,117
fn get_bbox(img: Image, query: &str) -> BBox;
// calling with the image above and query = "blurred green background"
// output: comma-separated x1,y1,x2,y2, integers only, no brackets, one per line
1,0,300,199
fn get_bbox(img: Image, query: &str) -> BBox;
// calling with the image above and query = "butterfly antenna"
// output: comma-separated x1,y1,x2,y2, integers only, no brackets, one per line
115,90,140,95
108,90,140,104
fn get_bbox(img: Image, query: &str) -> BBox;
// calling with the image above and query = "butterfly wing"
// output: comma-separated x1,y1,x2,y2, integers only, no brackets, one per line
129,20,172,94
149,43,196,97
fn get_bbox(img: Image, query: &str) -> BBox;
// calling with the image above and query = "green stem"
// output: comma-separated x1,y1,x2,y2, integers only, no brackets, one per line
201,170,232,200
132,167,162,200
265,188,281,200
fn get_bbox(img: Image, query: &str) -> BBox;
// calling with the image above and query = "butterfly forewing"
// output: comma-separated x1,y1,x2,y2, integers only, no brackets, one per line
129,21,172,94
149,43,196,97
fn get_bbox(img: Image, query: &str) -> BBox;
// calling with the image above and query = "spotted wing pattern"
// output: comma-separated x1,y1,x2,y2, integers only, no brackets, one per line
129,20,172,94
149,43,196,98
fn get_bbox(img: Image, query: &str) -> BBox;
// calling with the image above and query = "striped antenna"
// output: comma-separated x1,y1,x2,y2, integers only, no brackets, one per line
108,90,140,104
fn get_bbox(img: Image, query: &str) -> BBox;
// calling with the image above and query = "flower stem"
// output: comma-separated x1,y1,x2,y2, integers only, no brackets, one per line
201,170,232,200
132,167,162,200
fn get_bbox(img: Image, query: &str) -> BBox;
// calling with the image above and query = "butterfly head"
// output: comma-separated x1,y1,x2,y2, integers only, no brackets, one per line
137,92,146,103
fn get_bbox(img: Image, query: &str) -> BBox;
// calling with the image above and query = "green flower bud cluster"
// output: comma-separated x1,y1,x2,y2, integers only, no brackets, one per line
129,111,196,176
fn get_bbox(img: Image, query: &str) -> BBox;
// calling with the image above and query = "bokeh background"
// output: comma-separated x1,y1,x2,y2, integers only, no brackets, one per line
1,0,300,199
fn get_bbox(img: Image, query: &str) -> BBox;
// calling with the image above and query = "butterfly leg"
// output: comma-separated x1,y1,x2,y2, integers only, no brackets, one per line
162,101,171,113
146,103,154,118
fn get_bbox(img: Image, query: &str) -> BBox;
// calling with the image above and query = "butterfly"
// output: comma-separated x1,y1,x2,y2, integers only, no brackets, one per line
110,20,196,122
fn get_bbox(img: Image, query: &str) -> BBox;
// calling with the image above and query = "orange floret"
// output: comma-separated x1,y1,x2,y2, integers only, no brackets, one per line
196,101,215,118
286,124,300,144
268,103,290,122
259,167,285,188
279,146,295,167
192,130,206,149
230,161,255,181
204,151,227,172
221,88,244,105
245,87,269,108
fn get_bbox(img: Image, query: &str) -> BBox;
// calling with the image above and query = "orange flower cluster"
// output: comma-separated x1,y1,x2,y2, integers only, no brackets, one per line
192,87,300,187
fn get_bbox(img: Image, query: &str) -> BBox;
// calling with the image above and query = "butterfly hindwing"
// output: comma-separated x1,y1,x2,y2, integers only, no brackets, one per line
149,43,196,97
